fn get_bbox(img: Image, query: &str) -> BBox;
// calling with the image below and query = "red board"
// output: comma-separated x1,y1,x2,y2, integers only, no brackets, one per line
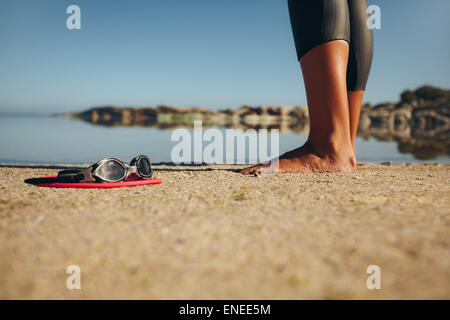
33,175,162,189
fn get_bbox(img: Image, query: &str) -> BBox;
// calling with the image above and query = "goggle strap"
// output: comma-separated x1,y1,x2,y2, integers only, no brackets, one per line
57,169,85,182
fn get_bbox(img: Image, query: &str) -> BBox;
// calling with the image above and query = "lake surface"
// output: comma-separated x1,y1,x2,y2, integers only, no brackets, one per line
0,114,448,164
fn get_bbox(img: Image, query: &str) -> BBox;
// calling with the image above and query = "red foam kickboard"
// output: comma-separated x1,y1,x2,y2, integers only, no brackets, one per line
35,175,162,189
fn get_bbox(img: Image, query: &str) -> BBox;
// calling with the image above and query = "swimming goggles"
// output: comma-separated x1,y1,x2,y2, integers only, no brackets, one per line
57,155,153,183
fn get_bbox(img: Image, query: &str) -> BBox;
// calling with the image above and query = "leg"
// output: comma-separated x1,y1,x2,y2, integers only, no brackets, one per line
348,90,365,150
346,0,374,149
240,40,356,174
241,0,355,174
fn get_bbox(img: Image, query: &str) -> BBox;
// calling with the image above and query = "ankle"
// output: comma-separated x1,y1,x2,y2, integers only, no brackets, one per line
306,137,352,157
306,137,356,168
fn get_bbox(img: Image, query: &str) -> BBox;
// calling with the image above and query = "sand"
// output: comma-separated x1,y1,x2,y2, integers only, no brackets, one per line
0,163,449,299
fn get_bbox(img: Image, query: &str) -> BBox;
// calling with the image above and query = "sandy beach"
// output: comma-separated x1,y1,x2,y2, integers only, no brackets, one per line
0,163,449,299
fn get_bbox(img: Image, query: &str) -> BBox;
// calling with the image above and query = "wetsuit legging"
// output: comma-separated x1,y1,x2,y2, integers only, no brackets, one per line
288,0,373,91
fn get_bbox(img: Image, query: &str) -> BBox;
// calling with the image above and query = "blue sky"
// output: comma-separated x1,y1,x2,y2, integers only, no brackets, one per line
0,0,449,113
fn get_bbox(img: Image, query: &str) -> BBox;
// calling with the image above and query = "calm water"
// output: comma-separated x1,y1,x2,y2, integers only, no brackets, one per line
0,114,448,164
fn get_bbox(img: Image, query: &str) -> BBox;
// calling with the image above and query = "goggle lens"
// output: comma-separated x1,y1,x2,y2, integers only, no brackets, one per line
137,157,151,177
97,160,126,181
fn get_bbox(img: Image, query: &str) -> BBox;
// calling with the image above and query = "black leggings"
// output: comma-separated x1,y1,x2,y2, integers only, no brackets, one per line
288,0,373,91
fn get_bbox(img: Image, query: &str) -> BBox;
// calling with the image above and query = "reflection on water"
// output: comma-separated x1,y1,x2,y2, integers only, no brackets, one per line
0,114,448,164
398,139,449,160
62,101,450,162
356,124,448,160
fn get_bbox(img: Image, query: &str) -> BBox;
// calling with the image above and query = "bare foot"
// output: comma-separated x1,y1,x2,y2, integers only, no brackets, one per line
240,142,356,175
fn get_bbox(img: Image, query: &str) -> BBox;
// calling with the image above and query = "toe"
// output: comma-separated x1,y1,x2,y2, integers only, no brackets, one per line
239,165,261,176
240,163,278,176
